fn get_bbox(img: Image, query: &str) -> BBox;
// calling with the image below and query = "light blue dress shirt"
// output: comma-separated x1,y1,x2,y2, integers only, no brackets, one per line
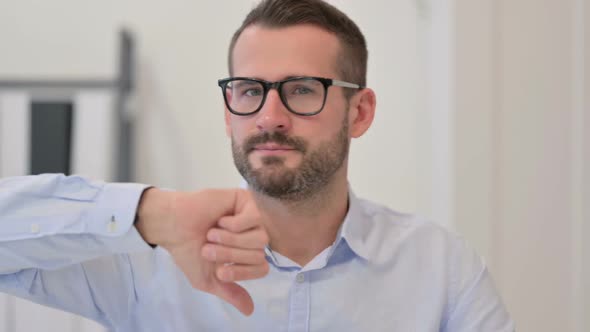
0,174,514,331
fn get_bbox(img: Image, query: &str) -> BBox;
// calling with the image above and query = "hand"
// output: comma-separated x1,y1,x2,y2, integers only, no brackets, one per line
135,188,269,316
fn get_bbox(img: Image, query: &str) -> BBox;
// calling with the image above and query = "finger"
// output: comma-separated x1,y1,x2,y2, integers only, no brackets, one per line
201,243,267,265
214,281,254,316
217,213,261,233
207,227,269,249
217,261,270,282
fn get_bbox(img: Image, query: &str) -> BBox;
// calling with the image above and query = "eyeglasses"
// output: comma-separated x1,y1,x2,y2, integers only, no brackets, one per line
217,76,363,116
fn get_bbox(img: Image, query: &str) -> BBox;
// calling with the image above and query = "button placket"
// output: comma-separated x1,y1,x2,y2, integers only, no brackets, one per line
288,271,311,332
296,273,305,283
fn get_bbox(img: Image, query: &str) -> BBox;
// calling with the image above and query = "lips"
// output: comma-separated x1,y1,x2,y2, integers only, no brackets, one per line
254,143,296,151
242,132,307,154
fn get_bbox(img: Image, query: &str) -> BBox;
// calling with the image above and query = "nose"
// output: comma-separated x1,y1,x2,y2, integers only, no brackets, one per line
255,89,292,133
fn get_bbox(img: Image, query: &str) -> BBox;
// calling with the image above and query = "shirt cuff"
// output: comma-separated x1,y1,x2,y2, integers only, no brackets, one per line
86,182,154,253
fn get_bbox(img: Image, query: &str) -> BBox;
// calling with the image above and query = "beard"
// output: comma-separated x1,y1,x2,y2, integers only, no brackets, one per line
231,116,349,202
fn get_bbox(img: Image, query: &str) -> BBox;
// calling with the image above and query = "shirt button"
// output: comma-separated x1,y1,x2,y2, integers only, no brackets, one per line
107,216,117,233
30,223,40,234
296,273,305,283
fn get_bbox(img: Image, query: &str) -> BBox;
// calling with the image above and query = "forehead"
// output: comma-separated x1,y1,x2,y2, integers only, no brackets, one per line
231,24,341,80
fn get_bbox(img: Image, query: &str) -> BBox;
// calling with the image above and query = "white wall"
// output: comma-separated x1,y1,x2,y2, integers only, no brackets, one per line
454,0,590,331
0,1,426,331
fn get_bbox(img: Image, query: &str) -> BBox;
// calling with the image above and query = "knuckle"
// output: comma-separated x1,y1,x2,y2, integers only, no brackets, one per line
224,219,241,232
223,231,237,246
207,228,222,243
201,244,215,260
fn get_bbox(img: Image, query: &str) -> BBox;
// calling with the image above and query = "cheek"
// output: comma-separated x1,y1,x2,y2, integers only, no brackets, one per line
225,118,232,137
323,94,349,118
314,109,348,137
228,118,254,142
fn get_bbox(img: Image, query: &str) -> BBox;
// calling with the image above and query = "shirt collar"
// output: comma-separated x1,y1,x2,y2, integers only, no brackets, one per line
263,186,378,268
338,188,374,262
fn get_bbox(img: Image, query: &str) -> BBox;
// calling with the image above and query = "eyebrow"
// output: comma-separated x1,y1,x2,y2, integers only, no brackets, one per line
262,75,316,81
232,80,261,88
283,75,321,80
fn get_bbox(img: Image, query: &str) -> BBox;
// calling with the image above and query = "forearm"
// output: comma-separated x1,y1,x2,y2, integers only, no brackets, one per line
134,187,173,247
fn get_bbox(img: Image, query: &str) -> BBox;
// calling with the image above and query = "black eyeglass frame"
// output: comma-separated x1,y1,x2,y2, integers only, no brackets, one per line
217,76,364,116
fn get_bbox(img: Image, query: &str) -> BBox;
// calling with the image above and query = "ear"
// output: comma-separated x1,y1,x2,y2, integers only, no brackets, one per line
348,88,376,138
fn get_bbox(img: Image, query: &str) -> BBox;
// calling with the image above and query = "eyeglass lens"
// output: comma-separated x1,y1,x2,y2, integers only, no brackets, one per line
224,78,325,115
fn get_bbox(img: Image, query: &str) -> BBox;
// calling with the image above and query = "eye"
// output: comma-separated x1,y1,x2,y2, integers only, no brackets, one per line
284,79,322,96
243,88,263,97
230,80,263,98
292,86,313,95
286,84,318,96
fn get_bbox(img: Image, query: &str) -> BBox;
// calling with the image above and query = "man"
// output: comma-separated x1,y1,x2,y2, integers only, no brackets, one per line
0,0,514,331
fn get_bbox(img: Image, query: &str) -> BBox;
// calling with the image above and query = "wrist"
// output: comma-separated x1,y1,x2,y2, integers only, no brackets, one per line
135,187,174,247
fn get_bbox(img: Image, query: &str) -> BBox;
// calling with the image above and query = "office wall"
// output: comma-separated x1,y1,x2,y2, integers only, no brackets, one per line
454,0,589,331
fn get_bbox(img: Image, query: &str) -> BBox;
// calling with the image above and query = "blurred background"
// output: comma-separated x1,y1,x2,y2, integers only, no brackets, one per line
0,0,587,331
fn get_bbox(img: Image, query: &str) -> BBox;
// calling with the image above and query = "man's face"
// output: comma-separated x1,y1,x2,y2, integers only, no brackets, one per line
226,24,351,201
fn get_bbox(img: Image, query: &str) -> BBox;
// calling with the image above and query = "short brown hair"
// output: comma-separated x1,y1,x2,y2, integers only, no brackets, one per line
228,0,368,91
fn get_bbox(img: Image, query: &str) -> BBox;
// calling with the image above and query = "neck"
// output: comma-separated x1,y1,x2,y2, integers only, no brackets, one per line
254,172,350,267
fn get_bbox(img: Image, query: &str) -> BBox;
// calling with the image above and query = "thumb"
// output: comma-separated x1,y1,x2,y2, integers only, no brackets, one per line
215,281,255,316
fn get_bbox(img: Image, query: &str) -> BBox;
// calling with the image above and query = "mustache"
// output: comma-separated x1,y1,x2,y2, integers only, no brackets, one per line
243,132,307,153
